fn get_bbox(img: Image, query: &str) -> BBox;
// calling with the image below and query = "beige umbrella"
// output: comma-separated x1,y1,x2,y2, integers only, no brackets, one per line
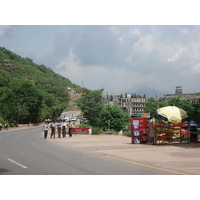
157,106,189,123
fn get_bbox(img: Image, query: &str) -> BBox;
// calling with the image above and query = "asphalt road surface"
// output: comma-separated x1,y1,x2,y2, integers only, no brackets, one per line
0,125,180,175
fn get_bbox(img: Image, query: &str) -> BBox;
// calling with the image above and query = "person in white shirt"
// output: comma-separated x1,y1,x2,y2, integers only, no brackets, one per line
42,121,49,139
62,120,67,138
50,121,56,138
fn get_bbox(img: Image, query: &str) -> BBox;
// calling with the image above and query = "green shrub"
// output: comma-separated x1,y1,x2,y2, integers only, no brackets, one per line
79,123,103,135
92,127,103,135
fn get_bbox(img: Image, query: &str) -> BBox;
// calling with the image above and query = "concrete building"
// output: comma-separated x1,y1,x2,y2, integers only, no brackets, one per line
164,86,196,98
102,93,148,116
118,97,148,116
179,95,200,104
164,86,200,104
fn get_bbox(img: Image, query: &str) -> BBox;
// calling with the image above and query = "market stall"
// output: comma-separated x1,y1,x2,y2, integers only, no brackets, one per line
155,106,190,144
154,122,190,144
130,107,199,145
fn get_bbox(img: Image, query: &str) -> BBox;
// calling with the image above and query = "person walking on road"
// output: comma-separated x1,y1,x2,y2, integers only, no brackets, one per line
42,121,49,139
67,120,73,137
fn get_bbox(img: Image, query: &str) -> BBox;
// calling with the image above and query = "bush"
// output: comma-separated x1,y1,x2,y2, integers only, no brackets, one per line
79,123,103,135
79,123,92,128
92,127,103,135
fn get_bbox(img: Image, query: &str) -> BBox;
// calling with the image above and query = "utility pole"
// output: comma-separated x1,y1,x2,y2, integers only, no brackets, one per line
107,102,110,130
152,85,158,108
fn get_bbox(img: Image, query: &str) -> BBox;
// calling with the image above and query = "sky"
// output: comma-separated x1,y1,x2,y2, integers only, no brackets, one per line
0,1,200,97
0,25,200,97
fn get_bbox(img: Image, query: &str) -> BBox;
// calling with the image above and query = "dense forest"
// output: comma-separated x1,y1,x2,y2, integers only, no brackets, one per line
0,47,81,125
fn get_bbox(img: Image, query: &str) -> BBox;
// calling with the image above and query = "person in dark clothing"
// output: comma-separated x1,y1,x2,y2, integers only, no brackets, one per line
149,117,156,144
67,121,73,137
57,120,62,138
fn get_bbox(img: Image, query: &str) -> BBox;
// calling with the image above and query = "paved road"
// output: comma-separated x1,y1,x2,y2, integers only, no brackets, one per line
0,125,178,175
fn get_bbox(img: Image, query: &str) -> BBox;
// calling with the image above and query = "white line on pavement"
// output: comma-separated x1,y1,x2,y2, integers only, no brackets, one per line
8,158,28,169
6,133,13,136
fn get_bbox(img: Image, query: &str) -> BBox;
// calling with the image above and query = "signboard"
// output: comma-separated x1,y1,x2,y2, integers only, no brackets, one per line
131,115,150,144
72,128,91,134
132,113,150,118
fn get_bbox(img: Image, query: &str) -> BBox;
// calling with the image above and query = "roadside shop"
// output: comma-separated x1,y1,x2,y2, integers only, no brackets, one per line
131,107,200,145
131,113,150,144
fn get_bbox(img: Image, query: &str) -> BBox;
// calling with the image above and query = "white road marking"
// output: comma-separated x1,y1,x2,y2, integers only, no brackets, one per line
8,158,28,169
6,133,13,136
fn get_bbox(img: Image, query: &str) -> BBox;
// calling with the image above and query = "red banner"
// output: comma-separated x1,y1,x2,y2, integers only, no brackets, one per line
72,128,90,134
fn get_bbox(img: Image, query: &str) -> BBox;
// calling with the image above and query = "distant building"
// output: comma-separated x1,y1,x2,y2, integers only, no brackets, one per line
164,86,195,98
102,93,148,116
179,95,200,104
164,86,200,104
118,97,148,116
175,86,182,95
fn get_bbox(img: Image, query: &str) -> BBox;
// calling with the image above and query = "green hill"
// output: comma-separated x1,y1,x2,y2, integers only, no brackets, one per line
0,47,80,89
0,47,81,125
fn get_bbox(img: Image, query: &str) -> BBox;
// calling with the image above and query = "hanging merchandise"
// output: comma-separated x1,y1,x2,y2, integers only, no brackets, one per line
180,121,190,143
131,113,150,144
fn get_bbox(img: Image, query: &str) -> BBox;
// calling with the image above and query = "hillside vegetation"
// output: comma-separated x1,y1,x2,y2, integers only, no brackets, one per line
0,47,81,124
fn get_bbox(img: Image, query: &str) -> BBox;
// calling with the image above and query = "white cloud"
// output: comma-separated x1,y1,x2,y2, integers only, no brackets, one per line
56,50,155,93
179,28,189,34
167,48,186,62
0,25,10,35
51,25,200,94
118,34,125,44
188,42,200,60
131,27,140,36
1,25,200,94
133,34,155,52
193,63,200,73
110,26,120,35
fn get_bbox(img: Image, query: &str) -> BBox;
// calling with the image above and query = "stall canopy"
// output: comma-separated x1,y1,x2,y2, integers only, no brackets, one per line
157,106,189,123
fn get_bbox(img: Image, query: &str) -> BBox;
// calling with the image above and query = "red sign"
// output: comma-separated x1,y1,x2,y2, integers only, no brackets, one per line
72,128,90,134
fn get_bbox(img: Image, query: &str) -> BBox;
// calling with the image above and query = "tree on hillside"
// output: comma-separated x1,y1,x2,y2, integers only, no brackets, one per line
0,79,44,123
39,80,70,120
76,88,104,127
0,47,82,124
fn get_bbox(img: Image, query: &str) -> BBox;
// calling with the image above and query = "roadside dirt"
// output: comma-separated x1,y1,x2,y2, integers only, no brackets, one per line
49,134,200,175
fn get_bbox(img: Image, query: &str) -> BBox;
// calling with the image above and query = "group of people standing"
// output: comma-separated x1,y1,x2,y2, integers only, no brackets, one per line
42,120,73,139
0,123,8,131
